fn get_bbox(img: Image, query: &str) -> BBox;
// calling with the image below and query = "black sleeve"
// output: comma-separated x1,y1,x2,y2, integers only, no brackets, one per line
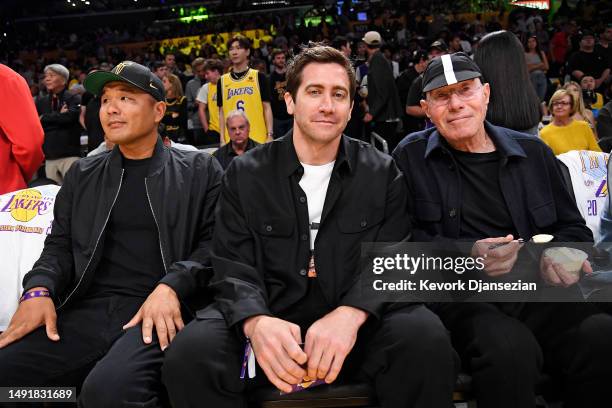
217,77,223,108
210,161,272,327
406,76,424,107
40,92,81,126
258,72,271,103
81,92,93,107
158,155,224,299
366,55,392,119
597,105,612,142
23,163,79,299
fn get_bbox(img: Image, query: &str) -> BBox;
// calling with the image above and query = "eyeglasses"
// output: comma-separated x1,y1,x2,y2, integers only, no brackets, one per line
427,83,482,106
552,101,571,107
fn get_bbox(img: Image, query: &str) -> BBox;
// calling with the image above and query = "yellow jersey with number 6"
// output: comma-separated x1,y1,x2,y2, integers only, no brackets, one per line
220,68,266,143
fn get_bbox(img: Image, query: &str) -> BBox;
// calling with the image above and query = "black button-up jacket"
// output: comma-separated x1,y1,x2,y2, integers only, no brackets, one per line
392,121,592,243
209,132,411,328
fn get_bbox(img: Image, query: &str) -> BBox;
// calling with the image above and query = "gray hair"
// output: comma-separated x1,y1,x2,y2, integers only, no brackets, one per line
44,64,70,83
225,110,250,128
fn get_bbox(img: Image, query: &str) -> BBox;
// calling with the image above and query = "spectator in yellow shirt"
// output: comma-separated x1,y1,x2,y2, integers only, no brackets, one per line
540,89,601,155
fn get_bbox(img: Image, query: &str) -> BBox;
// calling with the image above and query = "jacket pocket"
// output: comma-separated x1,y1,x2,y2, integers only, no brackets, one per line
414,200,442,222
250,216,294,237
337,210,384,233
529,201,558,228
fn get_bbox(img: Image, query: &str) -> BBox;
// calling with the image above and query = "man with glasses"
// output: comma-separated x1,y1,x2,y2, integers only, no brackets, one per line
217,36,273,145
393,52,612,407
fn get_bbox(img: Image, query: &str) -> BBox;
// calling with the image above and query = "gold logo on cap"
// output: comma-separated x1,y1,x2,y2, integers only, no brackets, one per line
114,61,132,75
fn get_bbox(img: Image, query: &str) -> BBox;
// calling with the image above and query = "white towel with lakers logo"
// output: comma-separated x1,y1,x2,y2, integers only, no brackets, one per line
0,185,60,331
557,150,609,242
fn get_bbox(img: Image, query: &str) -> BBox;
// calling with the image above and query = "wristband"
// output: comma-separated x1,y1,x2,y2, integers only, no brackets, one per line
19,290,50,303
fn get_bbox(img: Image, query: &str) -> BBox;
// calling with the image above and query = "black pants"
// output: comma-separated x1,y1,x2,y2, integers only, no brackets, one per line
162,304,458,408
433,302,612,408
0,296,168,408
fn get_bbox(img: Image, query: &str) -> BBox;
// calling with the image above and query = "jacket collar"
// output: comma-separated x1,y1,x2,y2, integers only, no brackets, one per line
424,121,527,163
108,136,169,176
279,130,354,177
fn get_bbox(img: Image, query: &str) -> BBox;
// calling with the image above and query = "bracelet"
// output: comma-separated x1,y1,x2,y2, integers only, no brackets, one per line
19,290,50,303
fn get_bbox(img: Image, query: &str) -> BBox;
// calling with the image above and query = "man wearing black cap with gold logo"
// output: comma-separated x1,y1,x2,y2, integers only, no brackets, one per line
393,52,612,407
0,61,223,407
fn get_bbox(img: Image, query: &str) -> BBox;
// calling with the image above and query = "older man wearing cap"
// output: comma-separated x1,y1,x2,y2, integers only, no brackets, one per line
35,63,82,185
568,29,610,90
0,61,223,408
393,52,612,407
361,31,402,151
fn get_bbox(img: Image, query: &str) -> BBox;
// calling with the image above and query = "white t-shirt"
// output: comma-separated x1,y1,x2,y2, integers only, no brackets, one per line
195,82,210,105
299,161,335,249
0,185,60,331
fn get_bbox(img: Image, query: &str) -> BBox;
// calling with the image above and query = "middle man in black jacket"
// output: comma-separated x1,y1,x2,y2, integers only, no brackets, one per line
163,44,458,408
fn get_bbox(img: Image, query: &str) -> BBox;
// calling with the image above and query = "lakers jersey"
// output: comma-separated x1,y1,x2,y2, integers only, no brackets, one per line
219,68,267,143
207,82,220,133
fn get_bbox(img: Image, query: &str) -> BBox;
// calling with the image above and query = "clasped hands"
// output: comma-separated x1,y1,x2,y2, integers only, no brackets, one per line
243,306,368,393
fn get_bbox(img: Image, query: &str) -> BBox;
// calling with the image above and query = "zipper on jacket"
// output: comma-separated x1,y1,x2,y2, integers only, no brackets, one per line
145,178,169,275
58,169,125,309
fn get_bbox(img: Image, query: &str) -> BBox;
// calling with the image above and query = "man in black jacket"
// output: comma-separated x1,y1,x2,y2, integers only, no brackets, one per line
361,31,402,151
393,52,612,408
36,63,82,184
163,45,457,408
0,61,223,408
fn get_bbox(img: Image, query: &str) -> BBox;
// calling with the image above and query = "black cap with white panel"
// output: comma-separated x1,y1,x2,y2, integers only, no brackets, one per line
422,52,482,93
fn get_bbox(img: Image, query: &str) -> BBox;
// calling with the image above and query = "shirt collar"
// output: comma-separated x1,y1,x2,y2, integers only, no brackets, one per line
228,138,257,156
280,131,354,177
424,121,527,162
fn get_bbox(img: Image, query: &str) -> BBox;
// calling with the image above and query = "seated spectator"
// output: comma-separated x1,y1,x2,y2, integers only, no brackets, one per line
393,52,612,408
540,89,601,155
567,29,610,92
162,73,188,142
212,110,259,170
562,81,597,132
0,64,44,194
580,75,605,111
35,64,82,185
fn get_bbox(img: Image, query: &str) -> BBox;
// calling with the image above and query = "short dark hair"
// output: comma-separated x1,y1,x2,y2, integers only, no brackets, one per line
152,61,166,71
227,36,251,51
271,49,286,59
203,59,224,74
331,36,350,51
286,43,356,102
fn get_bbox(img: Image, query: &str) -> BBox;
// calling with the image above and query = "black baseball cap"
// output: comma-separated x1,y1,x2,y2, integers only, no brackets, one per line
579,29,595,40
412,50,428,64
83,61,165,102
422,52,482,93
429,39,448,52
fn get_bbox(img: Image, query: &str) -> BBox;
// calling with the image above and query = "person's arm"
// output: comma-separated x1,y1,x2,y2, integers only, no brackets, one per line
219,109,225,146
258,72,274,142
405,77,426,118
40,92,81,126
198,102,209,132
596,68,611,89
0,71,44,183
79,105,87,130
196,83,209,132
406,105,426,117
541,51,550,72
585,124,602,151
263,102,273,142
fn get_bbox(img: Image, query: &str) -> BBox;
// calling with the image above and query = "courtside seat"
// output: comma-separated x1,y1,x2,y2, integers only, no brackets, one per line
248,373,475,408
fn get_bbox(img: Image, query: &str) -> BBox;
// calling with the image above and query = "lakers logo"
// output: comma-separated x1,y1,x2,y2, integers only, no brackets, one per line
0,189,51,222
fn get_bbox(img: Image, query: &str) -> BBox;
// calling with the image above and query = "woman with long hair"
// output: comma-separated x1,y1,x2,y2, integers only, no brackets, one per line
540,89,601,155
562,80,597,134
161,73,188,143
474,30,541,135
524,35,549,103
